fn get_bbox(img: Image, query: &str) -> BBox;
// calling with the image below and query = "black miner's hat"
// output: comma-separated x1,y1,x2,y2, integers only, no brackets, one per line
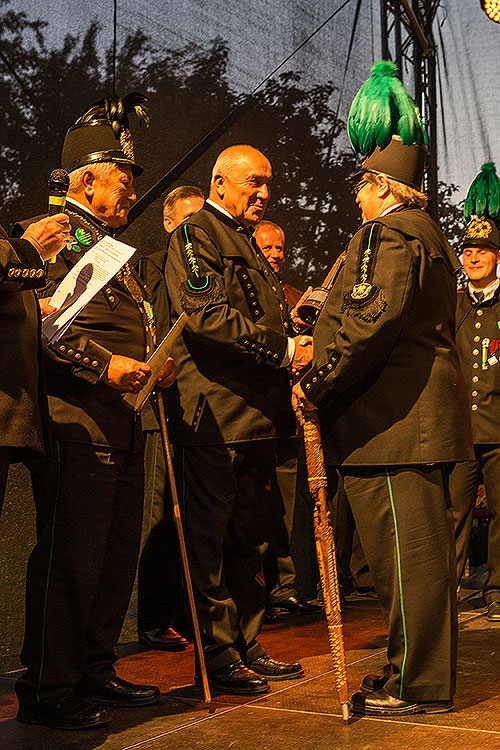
62,119,143,176
62,93,150,177
348,62,428,192
462,163,500,251
463,217,500,251
360,136,427,191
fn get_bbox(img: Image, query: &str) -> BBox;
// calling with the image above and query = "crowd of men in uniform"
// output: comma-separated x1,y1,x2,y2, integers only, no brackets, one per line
1,101,500,732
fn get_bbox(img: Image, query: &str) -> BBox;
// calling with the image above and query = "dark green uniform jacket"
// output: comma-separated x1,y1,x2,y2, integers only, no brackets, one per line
165,202,296,445
301,207,473,466
0,224,47,453
15,203,153,451
137,248,170,433
456,285,500,444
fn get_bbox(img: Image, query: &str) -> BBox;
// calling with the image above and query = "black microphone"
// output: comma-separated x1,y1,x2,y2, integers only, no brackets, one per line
48,168,70,215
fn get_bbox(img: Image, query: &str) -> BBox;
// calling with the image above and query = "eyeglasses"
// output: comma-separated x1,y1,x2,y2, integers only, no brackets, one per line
353,179,369,197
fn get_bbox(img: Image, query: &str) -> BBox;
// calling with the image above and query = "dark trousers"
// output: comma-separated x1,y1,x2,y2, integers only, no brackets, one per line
339,464,457,703
137,430,186,634
263,438,299,604
329,470,373,594
177,440,277,671
449,444,500,602
17,441,144,705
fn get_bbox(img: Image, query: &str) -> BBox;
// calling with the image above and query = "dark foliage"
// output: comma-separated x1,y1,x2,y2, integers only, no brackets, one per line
0,1,464,288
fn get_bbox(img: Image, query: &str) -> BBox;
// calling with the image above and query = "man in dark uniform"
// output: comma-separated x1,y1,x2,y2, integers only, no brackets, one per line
0,215,70,513
293,136,473,716
450,213,500,621
253,219,321,619
14,114,175,730
165,145,313,695
138,185,204,651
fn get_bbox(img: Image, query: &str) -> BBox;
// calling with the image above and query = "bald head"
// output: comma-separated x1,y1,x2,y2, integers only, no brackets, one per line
209,145,272,227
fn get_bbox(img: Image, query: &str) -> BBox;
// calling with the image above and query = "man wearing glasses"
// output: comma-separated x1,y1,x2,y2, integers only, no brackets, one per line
293,136,472,716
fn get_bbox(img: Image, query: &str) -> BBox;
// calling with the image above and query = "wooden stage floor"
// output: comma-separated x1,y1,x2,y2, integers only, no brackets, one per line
1,589,499,750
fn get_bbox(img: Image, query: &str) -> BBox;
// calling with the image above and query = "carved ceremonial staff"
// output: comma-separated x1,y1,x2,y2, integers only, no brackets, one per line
294,403,350,724
156,391,212,705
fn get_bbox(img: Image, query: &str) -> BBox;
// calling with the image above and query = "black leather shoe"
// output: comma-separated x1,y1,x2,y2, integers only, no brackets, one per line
487,601,500,621
247,653,304,680
352,688,454,716
139,627,190,651
263,610,279,624
80,676,160,707
269,596,323,616
203,660,270,695
360,664,391,692
17,693,110,730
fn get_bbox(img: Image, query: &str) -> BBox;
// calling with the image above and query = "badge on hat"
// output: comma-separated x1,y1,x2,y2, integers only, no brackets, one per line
463,162,500,251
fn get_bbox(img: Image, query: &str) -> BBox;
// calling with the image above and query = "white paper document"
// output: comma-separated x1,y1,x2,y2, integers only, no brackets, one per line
123,312,188,412
42,236,136,343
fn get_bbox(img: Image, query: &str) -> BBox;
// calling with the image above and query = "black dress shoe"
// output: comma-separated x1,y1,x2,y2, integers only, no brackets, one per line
360,664,391,692
139,627,190,651
263,610,279,624
203,660,270,695
80,676,160,707
487,601,500,621
351,688,454,716
17,693,110,730
247,653,304,680
269,595,323,616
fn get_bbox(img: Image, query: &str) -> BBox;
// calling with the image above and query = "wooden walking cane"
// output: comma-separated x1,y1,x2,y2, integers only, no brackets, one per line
294,401,350,723
156,390,212,705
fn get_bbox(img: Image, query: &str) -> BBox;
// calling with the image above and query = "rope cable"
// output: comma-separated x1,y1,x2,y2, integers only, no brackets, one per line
123,0,356,227
112,0,118,94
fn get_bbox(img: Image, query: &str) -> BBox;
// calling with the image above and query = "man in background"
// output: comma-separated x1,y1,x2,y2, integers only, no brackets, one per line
254,219,321,620
138,185,204,651
450,215,500,622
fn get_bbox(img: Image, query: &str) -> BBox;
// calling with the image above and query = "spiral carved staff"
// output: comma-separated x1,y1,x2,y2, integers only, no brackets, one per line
294,403,350,723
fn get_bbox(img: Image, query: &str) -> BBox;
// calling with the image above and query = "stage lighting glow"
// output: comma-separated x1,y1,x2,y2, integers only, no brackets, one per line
482,0,500,23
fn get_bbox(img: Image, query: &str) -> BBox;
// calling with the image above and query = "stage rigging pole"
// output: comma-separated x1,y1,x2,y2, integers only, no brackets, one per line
379,1,440,220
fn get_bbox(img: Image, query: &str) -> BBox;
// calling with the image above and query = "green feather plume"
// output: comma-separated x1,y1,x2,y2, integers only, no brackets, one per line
76,92,150,134
348,60,427,155
464,162,500,221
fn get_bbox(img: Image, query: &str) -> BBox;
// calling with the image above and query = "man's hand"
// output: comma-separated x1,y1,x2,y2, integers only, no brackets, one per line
292,382,316,412
156,357,176,389
291,335,313,375
38,298,56,317
291,286,313,330
22,214,71,261
102,355,152,393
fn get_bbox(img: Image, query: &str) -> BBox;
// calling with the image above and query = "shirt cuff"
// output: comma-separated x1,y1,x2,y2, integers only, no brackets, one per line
281,337,295,367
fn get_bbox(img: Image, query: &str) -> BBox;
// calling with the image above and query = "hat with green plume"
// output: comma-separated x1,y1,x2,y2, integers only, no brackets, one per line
348,61,428,190
463,162,500,250
62,92,150,177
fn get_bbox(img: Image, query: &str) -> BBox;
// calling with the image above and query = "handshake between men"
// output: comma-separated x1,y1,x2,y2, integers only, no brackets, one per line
291,335,313,376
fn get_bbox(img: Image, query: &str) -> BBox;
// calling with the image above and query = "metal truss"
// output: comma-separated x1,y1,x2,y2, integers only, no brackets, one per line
379,0,443,218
